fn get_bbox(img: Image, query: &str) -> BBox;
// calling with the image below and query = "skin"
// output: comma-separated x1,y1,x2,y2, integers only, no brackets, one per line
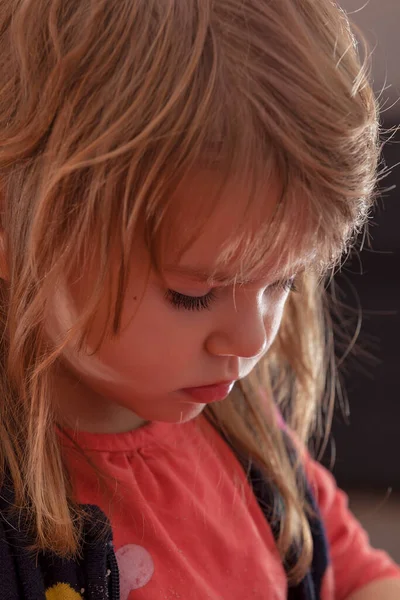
47,173,299,433
346,578,400,599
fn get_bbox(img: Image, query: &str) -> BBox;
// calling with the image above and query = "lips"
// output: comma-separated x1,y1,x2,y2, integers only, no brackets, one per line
181,381,235,404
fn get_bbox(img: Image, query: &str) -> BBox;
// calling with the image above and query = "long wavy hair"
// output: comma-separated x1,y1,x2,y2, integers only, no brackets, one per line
0,0,385,583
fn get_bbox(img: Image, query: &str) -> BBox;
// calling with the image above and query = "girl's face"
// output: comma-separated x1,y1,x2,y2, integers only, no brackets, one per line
50,173,304,433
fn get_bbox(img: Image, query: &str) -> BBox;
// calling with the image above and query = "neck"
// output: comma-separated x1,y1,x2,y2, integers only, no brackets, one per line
52,362,148,434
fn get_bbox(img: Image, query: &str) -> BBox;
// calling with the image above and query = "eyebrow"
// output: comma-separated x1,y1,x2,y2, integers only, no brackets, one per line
163,263,305,285
164,265,232,284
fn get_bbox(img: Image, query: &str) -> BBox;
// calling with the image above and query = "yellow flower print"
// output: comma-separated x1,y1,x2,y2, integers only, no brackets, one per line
45,582,84,600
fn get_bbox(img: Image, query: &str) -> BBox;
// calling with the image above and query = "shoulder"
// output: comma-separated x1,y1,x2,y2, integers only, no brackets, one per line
301,451,400,598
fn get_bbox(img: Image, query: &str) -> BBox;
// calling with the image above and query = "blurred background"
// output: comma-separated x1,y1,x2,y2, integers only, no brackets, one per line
322,0,400,563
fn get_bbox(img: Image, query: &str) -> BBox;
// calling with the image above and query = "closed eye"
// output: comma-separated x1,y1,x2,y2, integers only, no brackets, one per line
165,276,297,311
165,289,217,311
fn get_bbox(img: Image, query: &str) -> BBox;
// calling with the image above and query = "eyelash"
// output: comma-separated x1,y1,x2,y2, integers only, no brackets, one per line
165,278,297,311
277,277,298,293
165,289,217,311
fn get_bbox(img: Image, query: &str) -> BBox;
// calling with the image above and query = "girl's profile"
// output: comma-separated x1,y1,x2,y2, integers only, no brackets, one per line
0,0,399,598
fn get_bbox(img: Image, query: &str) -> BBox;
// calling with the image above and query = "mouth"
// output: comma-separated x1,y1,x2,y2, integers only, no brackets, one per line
181,381,235,404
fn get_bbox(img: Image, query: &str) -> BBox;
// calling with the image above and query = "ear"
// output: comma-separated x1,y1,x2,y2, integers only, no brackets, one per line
0,229,9,281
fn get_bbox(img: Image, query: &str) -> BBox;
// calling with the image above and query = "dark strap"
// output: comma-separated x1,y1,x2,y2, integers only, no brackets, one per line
0,474,120,600
249,460,328,600
223,430,330,600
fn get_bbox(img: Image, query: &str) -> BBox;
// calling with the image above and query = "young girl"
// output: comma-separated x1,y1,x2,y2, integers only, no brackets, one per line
0,0,399,598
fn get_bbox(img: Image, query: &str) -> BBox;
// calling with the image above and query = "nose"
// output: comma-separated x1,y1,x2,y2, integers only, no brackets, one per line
205,293,269,359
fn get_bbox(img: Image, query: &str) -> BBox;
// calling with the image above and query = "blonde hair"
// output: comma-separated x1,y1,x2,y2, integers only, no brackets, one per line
0,0,383,583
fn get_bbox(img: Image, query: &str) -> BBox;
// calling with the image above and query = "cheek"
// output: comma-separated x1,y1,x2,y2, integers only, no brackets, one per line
44,285,119,383
240,295,289,376
270,299,287,335
261,293,289,351
45,283,79,348
54,278,188,380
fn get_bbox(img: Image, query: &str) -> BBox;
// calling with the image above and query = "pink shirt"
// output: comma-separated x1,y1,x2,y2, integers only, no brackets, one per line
61,414,400,599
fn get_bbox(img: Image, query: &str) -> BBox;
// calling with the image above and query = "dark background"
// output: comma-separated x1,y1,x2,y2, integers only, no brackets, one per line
328,121,400,492
315,114,400,562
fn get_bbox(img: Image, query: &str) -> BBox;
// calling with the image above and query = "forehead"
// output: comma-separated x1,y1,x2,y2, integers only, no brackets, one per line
157,169,313,284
